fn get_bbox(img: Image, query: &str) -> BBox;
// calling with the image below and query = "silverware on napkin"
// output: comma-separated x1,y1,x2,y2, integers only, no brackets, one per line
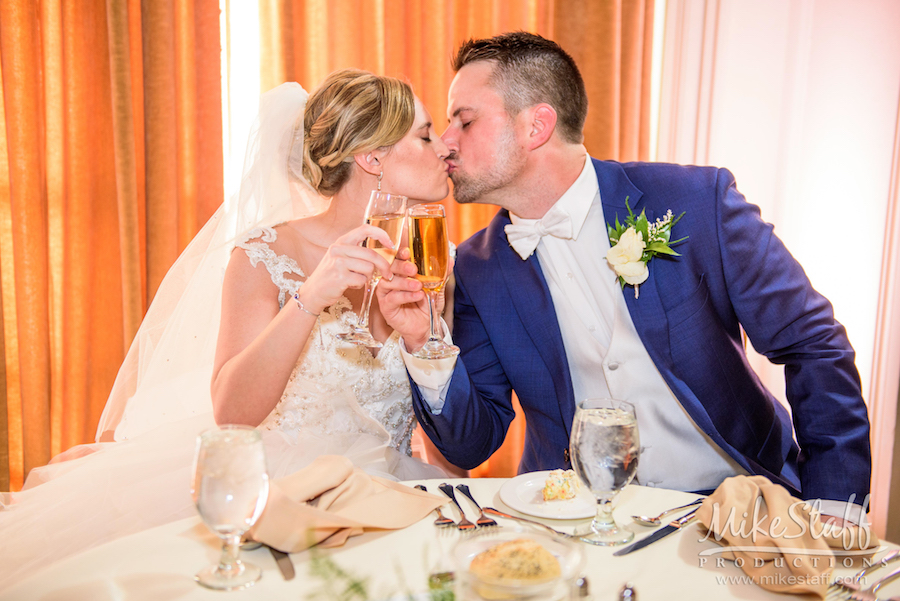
612,507,698,556
268,546,295,580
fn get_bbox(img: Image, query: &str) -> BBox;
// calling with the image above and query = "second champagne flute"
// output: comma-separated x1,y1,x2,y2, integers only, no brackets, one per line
408,203,460,359
337,190,407,348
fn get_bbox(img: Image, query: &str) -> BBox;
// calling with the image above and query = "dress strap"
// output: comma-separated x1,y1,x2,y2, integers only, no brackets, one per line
236,227,305,308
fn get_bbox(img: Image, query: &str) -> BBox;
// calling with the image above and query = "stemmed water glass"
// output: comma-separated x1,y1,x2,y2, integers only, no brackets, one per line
408,203,460,359
337,190,408,348
191,425,270,590
569,398,640,545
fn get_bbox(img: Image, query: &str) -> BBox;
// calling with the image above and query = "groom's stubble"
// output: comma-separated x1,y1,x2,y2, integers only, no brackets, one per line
449,120,527,206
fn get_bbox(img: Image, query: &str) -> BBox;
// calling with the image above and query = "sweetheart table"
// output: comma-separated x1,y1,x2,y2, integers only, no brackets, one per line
1,477,894,600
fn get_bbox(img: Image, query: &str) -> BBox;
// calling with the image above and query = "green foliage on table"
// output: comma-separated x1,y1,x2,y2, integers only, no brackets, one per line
306,547,370,601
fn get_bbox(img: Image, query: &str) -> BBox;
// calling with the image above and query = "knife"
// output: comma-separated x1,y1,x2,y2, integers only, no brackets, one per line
268,546,295,580
612,507,699,556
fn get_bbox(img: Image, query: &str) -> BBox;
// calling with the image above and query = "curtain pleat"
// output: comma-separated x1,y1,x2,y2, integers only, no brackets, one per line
1,0,52,485
142,1,180,298
0,0,221,490
0,39,19,491
555,0,654,162
107,0,144,348
0,278,6,492
194,2,224,221
59,1,123,457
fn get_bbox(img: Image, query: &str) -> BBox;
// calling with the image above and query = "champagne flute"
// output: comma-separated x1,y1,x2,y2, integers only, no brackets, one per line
337,190,407,348
408,203,460,359
191,425,269,590
569,398,640,545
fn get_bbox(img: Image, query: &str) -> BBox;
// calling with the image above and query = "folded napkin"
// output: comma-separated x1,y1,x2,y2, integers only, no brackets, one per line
251,455,445,553
697,475,878,598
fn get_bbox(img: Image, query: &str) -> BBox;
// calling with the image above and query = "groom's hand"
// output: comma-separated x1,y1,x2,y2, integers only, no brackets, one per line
377,248,431,351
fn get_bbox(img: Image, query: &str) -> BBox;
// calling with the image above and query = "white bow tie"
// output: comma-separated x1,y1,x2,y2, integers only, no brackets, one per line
504,207,574,259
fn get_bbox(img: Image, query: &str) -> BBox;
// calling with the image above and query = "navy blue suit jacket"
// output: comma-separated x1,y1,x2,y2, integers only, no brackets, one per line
411,159,870,503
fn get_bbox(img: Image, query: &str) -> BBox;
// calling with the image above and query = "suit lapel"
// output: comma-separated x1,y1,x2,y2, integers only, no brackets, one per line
493,217,577,437
595,160,674,376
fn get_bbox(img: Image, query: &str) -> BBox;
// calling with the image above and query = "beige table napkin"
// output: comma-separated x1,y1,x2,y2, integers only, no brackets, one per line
697,475,878,598
250,455,445,553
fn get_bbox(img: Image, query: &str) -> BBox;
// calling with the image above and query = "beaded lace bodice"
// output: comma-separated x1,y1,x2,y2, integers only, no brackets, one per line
236,227,416,456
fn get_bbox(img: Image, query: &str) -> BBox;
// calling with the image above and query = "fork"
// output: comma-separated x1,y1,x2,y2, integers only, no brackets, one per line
438,483,477,530
854,549,900,583
455,484,499,528
483,507,589,542
415,484,456,528
831,564,900,601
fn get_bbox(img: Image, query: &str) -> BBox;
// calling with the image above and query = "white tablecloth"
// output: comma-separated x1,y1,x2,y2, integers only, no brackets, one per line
1,478,894,600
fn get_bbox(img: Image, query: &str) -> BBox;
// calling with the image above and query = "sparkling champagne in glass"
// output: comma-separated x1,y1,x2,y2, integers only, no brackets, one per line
570,398,640,545
408,204,459,359
337,190,407,348
192,425,269,590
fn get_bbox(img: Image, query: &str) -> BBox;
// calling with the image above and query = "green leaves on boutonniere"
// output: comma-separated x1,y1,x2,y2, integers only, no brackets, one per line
606,197,687,298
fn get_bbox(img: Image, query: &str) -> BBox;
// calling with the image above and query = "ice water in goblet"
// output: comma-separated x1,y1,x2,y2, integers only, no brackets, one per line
192,425,269,590
569,398,640,545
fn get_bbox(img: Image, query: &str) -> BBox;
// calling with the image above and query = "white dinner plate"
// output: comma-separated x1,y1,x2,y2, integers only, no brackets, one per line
498,471,596,520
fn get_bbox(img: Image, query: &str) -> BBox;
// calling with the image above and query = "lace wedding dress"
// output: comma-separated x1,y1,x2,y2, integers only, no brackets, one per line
0,82,443,592
239,225,421,469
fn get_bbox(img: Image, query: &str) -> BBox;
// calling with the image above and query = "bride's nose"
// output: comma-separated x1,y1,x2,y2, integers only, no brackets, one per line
434,136,450,160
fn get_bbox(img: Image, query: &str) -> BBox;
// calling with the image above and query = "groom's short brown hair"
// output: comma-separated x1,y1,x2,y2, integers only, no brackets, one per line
452,31,587,144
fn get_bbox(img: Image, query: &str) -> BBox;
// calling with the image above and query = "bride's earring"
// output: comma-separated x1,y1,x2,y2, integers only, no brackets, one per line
377,170,383,192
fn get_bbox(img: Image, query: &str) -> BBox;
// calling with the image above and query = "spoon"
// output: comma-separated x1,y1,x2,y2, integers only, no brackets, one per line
631,498,703,526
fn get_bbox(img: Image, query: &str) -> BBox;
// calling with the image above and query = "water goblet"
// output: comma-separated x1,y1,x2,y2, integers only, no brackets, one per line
569,398,640,546
191,425,269,590
337,190,408,348
408,203,460,359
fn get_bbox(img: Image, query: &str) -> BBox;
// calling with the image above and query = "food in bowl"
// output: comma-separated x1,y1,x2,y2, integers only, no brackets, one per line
469,538,561,583
542,469,579,501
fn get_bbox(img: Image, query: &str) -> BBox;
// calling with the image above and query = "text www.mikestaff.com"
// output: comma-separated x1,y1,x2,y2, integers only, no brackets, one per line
714,574,832,587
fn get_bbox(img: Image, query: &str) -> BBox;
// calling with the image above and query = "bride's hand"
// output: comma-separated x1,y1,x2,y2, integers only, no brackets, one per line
377,248,432,351
298,224,395,314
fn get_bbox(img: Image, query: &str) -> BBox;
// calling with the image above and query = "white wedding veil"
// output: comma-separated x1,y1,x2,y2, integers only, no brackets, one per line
97,82,326,441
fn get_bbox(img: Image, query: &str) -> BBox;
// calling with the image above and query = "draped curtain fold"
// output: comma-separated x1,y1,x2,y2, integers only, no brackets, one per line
256,0,654,476
0,0,652,489
0,0,222,490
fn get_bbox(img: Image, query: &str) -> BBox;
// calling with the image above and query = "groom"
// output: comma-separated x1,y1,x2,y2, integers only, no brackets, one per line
381,32,870,522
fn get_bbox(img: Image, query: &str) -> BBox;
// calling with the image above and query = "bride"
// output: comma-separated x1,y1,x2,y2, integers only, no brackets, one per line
0,69,458,591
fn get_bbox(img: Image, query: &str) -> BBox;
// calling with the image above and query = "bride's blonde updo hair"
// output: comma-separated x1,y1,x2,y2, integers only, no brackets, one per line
302,69,415,196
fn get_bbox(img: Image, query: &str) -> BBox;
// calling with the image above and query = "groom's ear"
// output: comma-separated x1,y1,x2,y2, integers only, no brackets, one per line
524,104,557,150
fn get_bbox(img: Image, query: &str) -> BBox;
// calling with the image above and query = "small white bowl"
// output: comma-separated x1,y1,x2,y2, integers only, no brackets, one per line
453,529,585,600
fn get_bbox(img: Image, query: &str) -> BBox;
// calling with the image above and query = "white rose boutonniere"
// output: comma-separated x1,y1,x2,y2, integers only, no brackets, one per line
607,198,687,298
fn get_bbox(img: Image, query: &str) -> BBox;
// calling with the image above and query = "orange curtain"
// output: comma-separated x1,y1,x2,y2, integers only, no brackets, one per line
257,0,654,477
0,0,222,491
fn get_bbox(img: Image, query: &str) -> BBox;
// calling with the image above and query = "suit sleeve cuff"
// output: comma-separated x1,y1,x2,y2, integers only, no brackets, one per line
813,499,868,527
399,320,456,414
